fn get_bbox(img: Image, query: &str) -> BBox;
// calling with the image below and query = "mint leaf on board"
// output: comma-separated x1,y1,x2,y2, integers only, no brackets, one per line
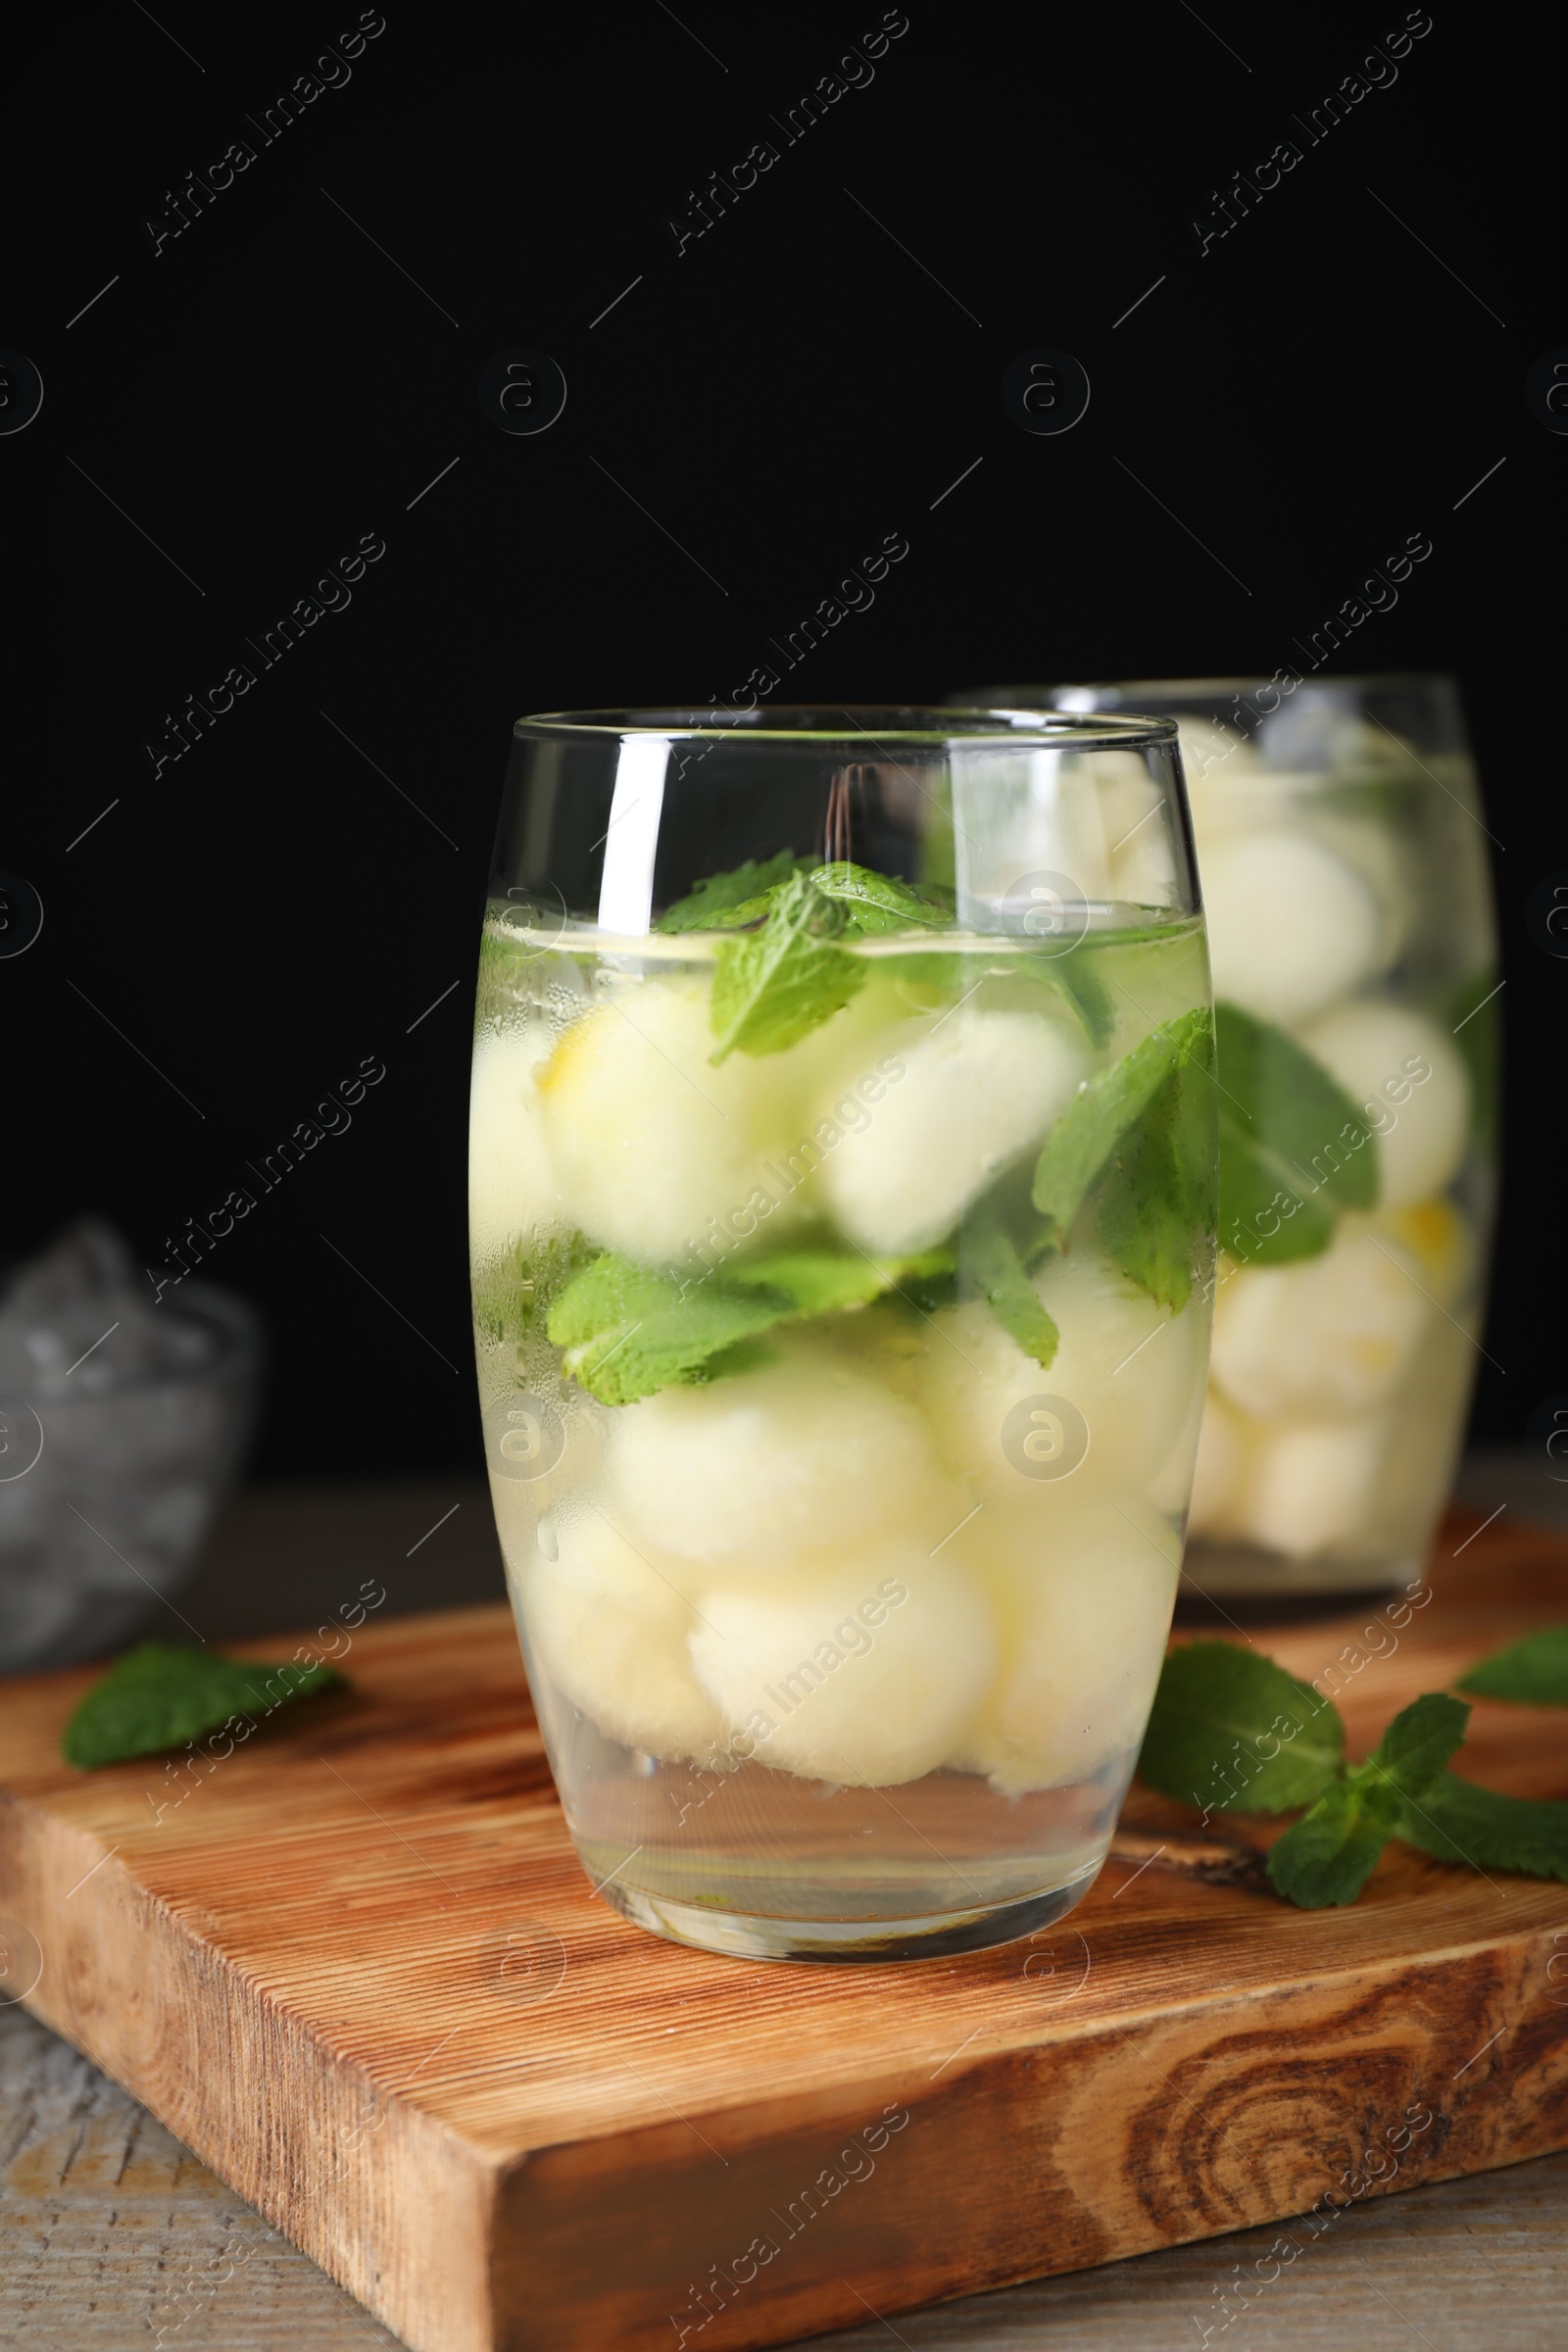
1266,1692,1469,1909
808,861,955,936
1137,1642,1345,1815
1267,1779,1395,1908
1362,1691,1471,1796
1393,1772,1568,1881
962,1217,1059,1369
656,850,805,933
709,874,867,1061
1214,1002,1378,1265
1030,1007,1212,1242
1457,1626,1568,1706
63,1643,346,1771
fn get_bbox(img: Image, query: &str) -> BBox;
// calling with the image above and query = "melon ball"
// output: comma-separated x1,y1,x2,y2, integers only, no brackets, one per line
814,1010,1088,1257
947,1499,1179,1794
1235,1417,1390,1559
690,1544,995,1787
1201,832,1383,1024
537,979,805,1264
1373,1197,1474,1308
1209,1228,1427,1420
1186,1391,1249,1536
606,1345,961,1571
919,1252,1205,1502
468,1020,564,1259
518,1507,726,1764
1298,1001,1470,1210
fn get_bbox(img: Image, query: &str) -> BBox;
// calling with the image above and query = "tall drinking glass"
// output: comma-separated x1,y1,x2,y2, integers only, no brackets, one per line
469,709,1217,1959
958,677,1498,1598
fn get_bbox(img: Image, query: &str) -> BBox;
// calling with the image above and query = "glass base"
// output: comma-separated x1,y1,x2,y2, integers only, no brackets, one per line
1182,1541,1424,1605
598,1862,1102,1964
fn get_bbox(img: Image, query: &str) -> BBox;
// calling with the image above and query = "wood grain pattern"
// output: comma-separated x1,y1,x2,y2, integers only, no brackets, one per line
6,2001,1567,2352
2,1510,1566,2352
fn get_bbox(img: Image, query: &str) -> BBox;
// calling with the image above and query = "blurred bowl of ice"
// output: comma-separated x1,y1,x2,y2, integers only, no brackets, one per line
0,1218,262,1674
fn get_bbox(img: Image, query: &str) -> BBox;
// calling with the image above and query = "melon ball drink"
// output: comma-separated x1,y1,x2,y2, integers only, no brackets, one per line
988,676,1498,1598
470,709,1217,1960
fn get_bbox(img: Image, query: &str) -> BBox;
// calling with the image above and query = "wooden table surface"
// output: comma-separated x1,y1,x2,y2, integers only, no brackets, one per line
4,1457,1567,2352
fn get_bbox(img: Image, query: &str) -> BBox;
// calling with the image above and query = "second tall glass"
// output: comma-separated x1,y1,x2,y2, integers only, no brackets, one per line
469,709,1217,1958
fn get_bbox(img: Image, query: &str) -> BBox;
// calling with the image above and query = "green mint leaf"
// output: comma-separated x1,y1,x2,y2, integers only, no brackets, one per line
729,1248,896,1317
1457,1626,1568,1706
962,1217,1058,1368
63,1642,346,1770
808,861,955,936
1031,1007,1212,1239
1085,1030,1216,1312
1266,1691,1471,1908
547,1256,790,1403
656,850,804,933
1267,1780,1393,1907
709,873,867,1061
1360,1691,1471,1800
1214,1002,1378,1264
1137,1642,1345,1814
1392,1772,1568,1881
1047,954,1115,1048
547,1242,953,1403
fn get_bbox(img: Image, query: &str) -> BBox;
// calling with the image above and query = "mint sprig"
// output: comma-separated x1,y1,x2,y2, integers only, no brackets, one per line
1457,1626,1568,1706
656,850,807,933
808,861,955,936
1139,1644,1568,1907
63,1642,346,1770
709,873,867,1061
1031,1007,1212,1240
1215,1002,1378,1263
1266,1694,1469,1906
1137,1642,1344,1814
1393,1773,1568,1880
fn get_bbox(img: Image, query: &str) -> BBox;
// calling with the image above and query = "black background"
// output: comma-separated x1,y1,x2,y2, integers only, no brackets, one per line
5,3,1560,1479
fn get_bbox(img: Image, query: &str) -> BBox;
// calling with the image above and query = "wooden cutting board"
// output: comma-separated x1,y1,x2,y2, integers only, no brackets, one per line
2,1511,1566,2352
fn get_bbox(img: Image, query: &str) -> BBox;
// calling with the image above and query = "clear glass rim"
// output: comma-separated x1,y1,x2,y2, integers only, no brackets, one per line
964,673,1455,702
514,704,1180,750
